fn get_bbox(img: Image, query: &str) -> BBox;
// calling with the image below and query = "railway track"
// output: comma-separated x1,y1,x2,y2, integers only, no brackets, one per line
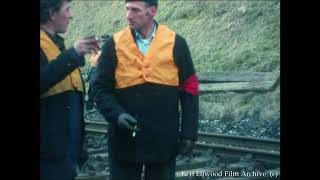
80,121,280,180
85,121,279,151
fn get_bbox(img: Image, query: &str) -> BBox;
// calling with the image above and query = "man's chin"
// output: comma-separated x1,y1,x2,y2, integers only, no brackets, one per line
56,29,67,34
128,24,137,30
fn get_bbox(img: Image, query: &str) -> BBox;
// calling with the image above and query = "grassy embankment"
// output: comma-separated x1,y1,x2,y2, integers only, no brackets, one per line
64,0,280,123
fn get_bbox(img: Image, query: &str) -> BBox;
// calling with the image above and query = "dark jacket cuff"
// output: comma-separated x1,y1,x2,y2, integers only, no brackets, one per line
68,48,85,67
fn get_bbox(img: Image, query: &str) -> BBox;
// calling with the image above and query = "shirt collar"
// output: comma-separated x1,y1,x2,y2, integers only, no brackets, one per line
135,22,157,42
40,28,65,51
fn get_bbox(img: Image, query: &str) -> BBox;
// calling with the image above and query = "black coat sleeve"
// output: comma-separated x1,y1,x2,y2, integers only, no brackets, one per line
40,47,85,94
93,38,126,123
174,34,199,141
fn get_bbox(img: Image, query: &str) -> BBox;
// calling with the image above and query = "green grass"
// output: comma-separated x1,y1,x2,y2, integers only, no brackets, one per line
200,86,280,122
64,0,280,123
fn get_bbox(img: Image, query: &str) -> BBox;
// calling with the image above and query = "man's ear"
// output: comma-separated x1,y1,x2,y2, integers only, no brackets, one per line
150,6,157,16
49,9,56,21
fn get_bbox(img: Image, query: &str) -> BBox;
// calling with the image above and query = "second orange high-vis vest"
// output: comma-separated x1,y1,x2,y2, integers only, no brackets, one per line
40,29,83,99
90,51,101,67
113,24,179,89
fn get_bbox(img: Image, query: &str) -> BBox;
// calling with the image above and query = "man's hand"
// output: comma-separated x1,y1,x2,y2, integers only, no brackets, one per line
178,139,195,156
73,36,100,56
117,113,141,131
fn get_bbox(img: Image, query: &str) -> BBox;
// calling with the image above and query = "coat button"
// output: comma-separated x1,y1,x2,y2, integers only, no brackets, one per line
66,106,70,110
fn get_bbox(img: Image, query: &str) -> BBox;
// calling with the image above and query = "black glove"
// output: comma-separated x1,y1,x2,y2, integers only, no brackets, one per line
117,113,141,131
178,139,195,156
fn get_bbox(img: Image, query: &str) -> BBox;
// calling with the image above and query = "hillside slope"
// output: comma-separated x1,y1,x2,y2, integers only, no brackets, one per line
64,0,280,138
65,0,280,72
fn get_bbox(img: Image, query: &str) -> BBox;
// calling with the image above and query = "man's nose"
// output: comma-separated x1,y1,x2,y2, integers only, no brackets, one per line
126,11,133,20
68,11,73,20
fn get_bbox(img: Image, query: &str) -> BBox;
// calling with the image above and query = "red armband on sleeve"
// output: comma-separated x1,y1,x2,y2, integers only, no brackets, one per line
178,74,199,96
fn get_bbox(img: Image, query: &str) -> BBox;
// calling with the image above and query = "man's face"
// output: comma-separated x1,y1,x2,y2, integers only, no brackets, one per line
51,1,73,34
126,1,156,31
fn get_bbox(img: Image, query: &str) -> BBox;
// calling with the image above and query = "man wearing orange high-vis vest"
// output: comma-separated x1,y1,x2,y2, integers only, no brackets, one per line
93,0,199,179
85,50,101,110
40,0,100,179
86,34,110,110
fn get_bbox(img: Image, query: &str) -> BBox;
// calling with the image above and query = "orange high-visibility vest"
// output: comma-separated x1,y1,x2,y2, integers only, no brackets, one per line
114,24,178,89
40,29,83,99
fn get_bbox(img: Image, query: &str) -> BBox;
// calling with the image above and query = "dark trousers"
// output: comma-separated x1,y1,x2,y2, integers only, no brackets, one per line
109,157,176,180
87,84,94,106
40,158,77,180
87,67,97,106
40,93,82,180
